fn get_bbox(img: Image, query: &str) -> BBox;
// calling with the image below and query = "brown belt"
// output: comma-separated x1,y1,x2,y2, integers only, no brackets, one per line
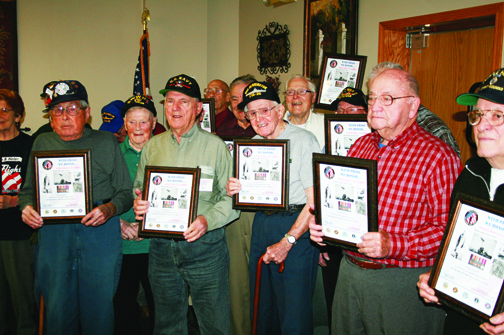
347,255,398,270
263,204,305,216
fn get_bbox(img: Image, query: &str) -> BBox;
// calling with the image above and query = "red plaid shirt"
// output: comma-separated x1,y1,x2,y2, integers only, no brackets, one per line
346,121,462,268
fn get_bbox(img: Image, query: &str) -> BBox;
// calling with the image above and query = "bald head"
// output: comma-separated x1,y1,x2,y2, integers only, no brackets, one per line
205,79,230,113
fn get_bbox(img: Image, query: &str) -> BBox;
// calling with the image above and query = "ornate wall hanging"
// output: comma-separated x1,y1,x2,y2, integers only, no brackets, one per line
257,22,291,75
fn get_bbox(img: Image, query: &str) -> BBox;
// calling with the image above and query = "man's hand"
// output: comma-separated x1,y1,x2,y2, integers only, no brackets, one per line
21,205,43,229
0,195,17,209
308,205,326,246
416,270,440,304
263,238,292,264
357,229,391,258
319,252,329,267
120,218,142,241
82,202,117,227
184,215,208,242
481,313,504,335
133,188,150,221
225,177,241,197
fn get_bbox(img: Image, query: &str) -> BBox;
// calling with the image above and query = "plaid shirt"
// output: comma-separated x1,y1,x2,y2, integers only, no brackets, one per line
346,121,462,268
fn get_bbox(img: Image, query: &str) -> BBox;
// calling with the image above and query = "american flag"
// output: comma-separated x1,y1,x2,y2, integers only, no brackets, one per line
133,29,151,98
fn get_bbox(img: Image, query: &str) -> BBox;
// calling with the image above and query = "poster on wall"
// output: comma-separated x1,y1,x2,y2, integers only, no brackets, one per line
0,1,18,91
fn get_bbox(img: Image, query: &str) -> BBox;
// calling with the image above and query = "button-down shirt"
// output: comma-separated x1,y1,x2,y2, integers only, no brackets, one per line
215,108,234,130
283,109,325,150
346,121,462,268
216,117,256,137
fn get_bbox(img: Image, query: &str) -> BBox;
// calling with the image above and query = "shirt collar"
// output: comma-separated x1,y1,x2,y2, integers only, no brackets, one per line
371,120,420,149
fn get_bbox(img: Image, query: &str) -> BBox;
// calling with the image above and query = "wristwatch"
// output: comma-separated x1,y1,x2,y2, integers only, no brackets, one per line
285,233,297,245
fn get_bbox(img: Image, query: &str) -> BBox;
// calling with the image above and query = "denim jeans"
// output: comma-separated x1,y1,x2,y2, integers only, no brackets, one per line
37,216,122,335
249,211,319,335
149,228,230,335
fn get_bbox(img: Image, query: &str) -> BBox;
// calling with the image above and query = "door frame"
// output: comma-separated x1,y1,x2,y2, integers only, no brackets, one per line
378,3,504,71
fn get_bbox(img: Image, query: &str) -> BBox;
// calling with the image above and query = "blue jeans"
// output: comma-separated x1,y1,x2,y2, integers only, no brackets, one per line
37,216,122,335
149,228,230,335
250,211,319,335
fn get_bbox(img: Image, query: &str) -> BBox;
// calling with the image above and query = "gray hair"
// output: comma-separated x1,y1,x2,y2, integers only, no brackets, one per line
285,75,317,94
230,74,257,91
124,106,156,120
367,62,419,96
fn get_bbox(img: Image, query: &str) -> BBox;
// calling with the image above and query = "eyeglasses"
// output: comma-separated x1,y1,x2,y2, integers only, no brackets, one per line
337,107,367,114
245,107,276,120
284,89,313,96
0,108,14,114
50,105,84,116
204,88,227,96
468,109,504,126
366,95,415,106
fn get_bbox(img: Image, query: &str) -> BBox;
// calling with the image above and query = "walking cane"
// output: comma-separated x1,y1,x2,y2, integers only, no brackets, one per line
251,253,285,335
39,294,44,335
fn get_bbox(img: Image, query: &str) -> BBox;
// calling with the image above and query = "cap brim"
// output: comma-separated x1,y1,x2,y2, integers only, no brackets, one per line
456,93,480,106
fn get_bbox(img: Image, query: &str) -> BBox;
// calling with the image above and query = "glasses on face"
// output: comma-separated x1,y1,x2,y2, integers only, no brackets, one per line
245,106,276,120
337,107,367,114
50,104,84,116
204,87,227,96
0,108,14,115
468,108,504,126
366,95,415,106
284,89,313,96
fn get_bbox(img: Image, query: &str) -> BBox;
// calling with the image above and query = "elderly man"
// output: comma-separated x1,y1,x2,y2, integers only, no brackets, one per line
113,94,157,335
283,75,325,149
19,80,133,334
216,74,256,335
330,87,368,114
310,68,462,334
216,74,256,137
418,68,504,335
205,79,233,129
226,82,320,334
133,74,239,334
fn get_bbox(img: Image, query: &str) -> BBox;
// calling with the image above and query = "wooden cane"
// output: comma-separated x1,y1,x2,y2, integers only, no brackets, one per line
251,254,285,335
39,294,44,335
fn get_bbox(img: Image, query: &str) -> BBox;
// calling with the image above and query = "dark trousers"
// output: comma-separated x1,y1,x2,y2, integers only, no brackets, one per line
320,246,342,332
114,253,155,335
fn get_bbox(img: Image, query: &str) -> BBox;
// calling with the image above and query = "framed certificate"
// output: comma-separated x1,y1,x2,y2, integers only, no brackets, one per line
32,150,92,224
325,114,372,156
200,98,216,133
218,136,249,158
316,54,367,110
429,193,504,324
138,166,200,239
233,139,289,211
313,153,378,251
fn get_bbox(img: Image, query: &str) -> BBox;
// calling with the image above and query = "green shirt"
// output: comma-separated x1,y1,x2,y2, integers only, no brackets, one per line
133,124,239,231
120,136,149,254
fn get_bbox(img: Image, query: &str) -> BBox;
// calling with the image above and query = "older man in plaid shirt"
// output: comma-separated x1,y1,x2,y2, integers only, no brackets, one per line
311,67,462,334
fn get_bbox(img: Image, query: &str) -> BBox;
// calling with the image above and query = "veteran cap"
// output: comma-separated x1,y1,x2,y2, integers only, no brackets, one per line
121,94,157,118
159,74,201,100
99,100,124,133
237,81,280,110
45,80,88,110
457,68,504,105
330,87,367,111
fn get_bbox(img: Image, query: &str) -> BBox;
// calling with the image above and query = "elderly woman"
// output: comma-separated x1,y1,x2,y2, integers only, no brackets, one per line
418,68,504,335
113,95,158,335
0,90,36,334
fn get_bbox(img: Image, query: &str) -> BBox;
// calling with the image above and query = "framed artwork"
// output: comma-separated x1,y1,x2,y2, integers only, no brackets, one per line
200,98,216,133
138,166,200,239
0,1,18,91
232,139,289,211
324,114,371,156
32,150,93,224
312,153,378,251
257,22,291,75
316,53,367,109
218,135,249,158
303,0,359,81
429,193,504,324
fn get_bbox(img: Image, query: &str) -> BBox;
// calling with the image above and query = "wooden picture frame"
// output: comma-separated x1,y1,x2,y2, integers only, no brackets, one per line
32,150,93,224
316,53,367,110
218,135,250,158
324,114,371,156
138,166,200,239
313,153,378,251
200,98,216,133
429,193,504,324
233,139,289,211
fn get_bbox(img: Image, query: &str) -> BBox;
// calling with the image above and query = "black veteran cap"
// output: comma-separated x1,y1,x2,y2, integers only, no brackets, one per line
121,94,157,118
238,81,280,110
45,80,88,109
457,68,504,105
330,87,367,110
159,74,201,100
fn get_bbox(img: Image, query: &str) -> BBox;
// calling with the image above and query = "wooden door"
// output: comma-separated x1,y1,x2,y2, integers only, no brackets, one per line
410,27,494,164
